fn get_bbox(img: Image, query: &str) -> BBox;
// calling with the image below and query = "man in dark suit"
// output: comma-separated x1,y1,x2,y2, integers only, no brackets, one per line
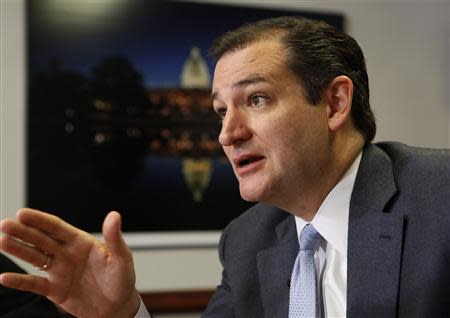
202,17,450,317
0,16,448,318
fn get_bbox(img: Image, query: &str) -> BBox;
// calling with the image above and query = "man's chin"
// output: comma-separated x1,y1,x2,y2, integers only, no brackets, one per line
239,186,265,203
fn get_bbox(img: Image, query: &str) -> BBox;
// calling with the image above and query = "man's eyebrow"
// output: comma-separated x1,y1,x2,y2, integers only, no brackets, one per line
211,75,271,101
234,75,270,88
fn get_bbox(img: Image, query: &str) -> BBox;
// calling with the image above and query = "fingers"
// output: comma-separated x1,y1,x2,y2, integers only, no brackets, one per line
102,211,130,259
0,234,50,269
0,272,49,296
0,218,60,254
16,208,79,243
0,208,83,270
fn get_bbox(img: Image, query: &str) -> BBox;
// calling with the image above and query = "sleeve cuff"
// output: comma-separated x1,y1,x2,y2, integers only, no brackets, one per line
134,297,151,318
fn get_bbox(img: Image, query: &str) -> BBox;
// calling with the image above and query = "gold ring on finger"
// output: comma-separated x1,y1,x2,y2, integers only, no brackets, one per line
36,252,52,271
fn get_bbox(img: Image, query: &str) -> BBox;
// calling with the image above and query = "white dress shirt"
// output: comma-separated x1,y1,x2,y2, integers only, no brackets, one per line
136,152,362,318
294,152,362,318
135,298,151,317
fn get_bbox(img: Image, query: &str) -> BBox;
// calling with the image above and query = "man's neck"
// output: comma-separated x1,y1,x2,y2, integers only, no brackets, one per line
285,133,365,221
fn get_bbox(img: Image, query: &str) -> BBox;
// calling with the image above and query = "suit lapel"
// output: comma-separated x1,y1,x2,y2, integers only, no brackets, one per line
257,213,298,318
347,144,405,318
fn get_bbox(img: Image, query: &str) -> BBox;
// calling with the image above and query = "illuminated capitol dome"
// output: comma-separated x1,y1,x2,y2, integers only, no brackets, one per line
180,46,211,88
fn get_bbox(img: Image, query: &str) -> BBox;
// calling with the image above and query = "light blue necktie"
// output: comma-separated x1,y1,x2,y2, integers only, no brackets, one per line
289,224,322,318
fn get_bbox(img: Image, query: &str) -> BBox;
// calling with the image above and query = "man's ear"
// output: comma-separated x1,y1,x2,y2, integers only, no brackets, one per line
325,75,353,132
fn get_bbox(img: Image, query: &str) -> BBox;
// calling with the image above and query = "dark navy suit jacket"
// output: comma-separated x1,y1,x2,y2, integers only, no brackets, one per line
203,142,450,318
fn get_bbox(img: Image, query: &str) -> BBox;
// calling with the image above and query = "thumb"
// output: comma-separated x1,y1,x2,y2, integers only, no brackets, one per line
102,211,129,257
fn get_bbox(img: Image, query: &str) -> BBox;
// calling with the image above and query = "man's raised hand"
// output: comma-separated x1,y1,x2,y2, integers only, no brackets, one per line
0,208,141,318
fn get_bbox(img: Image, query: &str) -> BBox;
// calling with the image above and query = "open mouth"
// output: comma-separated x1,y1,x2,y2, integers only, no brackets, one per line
235,155,265,168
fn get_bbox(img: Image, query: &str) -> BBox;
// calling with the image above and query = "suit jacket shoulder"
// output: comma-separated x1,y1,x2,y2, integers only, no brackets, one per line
218,203,291,264
377,141,450,197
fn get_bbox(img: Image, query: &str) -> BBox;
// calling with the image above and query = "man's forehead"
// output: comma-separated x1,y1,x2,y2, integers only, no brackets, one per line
212,40,286,90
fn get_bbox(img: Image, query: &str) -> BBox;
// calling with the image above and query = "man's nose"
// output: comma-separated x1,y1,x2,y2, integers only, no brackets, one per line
218,109,252,146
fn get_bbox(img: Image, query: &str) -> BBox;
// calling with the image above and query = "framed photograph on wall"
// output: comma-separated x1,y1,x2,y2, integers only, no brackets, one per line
26,0,343,248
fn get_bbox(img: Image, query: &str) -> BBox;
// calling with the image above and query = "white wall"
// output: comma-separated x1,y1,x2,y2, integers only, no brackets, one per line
1,1,449,317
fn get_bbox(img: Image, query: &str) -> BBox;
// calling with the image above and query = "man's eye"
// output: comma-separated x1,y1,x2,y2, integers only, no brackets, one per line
249,95,268,107
215,108,226,120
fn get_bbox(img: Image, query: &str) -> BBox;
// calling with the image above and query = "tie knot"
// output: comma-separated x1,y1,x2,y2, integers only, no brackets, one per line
299,224,322,251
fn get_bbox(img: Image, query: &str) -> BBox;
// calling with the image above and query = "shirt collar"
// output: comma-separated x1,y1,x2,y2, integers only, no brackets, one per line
294,151,362,256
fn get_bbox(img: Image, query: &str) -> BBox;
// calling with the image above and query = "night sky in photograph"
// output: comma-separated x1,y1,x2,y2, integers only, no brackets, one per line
28,0,343,87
